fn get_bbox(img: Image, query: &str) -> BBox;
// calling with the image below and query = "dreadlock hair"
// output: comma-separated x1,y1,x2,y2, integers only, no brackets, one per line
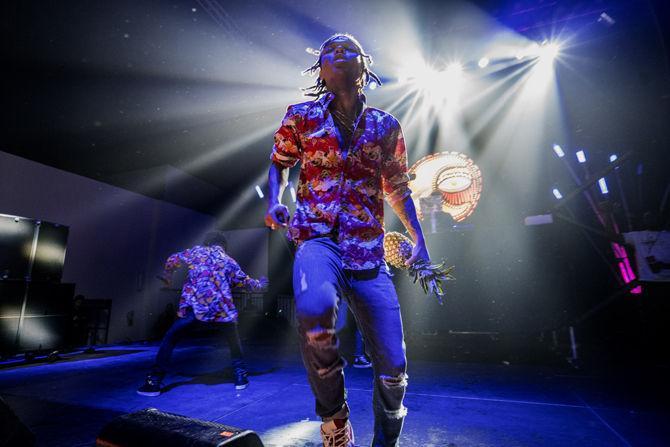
202,231,227,250
302,33,382,98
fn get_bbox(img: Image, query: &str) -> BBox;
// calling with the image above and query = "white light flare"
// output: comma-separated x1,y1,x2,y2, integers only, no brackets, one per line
539,43,560,62
397,59,464,109
552,144,565,158
444,62,463,79
598,178,609,194
255,185,264,199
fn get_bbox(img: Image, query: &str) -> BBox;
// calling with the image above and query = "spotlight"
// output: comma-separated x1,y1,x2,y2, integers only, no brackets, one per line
368,80,378,90
576,150,586,163
539,42,560,62
552,188,563,200
445,63,463,76
552,144,565,158
478,57,489,68
609,154,618,162
516,42,540,60
405,61,463,103
598,178,609,194
397,57,465,108
255,185,264,199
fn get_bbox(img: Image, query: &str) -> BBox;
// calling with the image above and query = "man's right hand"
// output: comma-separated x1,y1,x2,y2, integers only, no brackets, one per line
265,203,290,230
256,276,270,291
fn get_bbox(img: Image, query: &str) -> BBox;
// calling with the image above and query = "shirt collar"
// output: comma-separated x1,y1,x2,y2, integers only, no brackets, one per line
317,91,368,110
317,92,336,108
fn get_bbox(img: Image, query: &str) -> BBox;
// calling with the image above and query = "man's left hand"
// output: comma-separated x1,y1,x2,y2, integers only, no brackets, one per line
405,240,430,267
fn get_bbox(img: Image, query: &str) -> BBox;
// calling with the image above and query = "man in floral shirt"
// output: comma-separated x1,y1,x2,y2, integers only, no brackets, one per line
137,231,268,396
265,34,429,447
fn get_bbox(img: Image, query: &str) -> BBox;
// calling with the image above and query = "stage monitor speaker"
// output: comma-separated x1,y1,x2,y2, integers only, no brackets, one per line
96,408,264,447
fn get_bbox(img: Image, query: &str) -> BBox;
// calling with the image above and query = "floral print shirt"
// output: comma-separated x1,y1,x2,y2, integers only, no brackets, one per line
163,245,261,323
271,92,411,270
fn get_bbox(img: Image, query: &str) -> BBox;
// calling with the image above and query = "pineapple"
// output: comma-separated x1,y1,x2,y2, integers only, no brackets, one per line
383,231,414,269
383,231,455,304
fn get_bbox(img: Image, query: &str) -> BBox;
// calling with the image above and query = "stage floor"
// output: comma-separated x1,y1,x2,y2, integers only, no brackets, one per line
1,336,668,447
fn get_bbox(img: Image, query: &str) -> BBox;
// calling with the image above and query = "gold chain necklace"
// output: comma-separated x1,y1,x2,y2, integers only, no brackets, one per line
331,108,355,135
330,108,357,150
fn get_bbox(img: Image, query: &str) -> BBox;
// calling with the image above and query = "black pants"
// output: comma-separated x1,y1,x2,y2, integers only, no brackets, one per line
152,308,244,375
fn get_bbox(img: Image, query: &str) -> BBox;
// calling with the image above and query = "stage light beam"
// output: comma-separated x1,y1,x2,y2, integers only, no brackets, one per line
539,43,560,62
289,182,297,203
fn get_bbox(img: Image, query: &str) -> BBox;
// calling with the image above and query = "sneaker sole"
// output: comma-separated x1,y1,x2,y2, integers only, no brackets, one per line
137,390,161,397
235,383,249,390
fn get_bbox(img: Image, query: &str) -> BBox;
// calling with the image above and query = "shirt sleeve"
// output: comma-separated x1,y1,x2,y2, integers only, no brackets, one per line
270,106,303,168
163,249,191,276
382,118,412,205
226,258,261,291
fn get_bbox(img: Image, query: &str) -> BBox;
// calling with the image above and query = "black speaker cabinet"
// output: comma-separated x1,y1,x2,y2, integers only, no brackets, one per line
0,281,74,354
96,408,264,447
0,214,68,283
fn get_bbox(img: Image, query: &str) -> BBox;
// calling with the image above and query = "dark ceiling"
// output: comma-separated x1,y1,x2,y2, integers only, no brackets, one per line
2,0,669,221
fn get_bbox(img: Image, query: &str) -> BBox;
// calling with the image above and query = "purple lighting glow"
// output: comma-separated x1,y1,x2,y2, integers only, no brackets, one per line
612,243,642,294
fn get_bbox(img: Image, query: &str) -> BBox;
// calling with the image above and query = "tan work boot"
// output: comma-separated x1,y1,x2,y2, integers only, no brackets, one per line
320,418,355,447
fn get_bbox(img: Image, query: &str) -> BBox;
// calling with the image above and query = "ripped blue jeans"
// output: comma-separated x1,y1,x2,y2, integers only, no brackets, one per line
293,237,408,447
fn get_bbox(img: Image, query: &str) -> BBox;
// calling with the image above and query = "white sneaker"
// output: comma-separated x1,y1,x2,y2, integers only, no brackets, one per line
320,419,355,447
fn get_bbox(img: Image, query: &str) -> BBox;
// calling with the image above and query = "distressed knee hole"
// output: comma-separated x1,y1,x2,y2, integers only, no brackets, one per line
306,328,336,348
385,405,408,419
380,372,408,388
